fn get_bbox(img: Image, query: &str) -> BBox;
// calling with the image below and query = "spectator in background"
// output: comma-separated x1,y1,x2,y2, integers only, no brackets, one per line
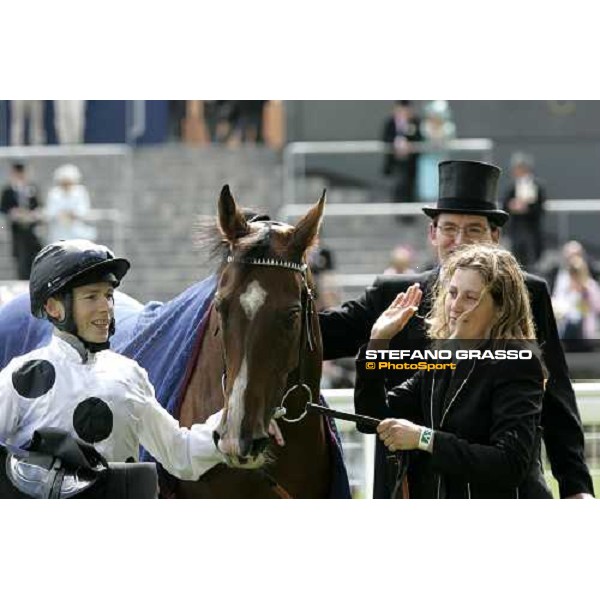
0,162,42,279
212,101,239,145
45,164,96,243
501,152,546,269
203,101,220,142
383,244,416,276
417,100,456,202
544,240,600,295
236,101,267,144
168,100,187,141
10,101,45,146
382,101,423,207
552,248,600,352
54,100,86,144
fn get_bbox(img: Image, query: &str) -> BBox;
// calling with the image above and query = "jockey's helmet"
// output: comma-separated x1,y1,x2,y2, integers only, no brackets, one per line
29,239,130,321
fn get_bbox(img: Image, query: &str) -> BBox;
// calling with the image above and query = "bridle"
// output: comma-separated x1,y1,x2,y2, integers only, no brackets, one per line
219,253,318,424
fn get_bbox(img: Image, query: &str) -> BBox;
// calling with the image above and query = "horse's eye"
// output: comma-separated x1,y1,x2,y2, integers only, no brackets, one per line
286,309,301,325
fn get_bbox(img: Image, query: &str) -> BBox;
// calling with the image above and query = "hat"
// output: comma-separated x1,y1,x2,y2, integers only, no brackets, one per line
424,100,451,120
422,160,509,226
53,164,82,185
510,151,534,170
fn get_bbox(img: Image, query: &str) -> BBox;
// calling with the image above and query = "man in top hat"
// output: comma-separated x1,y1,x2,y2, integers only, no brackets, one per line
319,160,594,499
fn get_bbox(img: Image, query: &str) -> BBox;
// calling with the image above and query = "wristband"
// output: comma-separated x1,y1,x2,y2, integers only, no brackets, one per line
418,427,434,452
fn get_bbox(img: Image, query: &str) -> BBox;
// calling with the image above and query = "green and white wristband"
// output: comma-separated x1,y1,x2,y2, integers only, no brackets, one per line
418,427,434,452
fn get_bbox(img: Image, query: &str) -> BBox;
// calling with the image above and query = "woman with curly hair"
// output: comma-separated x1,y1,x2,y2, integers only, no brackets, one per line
355,244,553,498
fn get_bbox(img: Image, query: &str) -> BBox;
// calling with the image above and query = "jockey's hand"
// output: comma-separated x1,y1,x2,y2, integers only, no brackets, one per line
377,418,421,451
566,493,595,499
269,420,285,447
370,283,422,340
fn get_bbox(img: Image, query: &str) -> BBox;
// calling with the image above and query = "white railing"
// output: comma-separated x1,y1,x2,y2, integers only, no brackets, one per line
283,138,495,205
323,384,600,499
280,199,600,219
0,144,130,158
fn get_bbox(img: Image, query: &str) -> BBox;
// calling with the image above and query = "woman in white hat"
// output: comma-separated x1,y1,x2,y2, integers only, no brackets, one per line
44,163,96,243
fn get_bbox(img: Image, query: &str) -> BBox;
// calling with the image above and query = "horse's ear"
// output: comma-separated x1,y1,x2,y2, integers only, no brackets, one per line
292,189,326,253
218,185,249,242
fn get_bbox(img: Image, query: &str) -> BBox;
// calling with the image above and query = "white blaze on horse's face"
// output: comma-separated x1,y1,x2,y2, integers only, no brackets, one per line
218,357,266,469
239,280,267,322
220,357,247,454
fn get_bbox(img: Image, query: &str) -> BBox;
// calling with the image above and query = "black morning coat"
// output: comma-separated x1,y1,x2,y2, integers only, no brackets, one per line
319,269,594,498
0,184,40,258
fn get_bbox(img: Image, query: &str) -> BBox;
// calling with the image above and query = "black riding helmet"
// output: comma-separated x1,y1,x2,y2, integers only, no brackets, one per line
30,240,130,349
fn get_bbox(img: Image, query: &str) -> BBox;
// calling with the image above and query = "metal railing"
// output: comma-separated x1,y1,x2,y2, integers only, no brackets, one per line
323,384,600,499
283,138,495,205
0,144,131,158
280,199,600,220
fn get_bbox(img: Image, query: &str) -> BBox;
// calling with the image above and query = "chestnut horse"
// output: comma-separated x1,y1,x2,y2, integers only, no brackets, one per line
175,186,333,498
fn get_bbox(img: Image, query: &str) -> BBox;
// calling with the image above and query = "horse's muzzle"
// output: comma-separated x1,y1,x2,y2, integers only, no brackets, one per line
214,432,270,469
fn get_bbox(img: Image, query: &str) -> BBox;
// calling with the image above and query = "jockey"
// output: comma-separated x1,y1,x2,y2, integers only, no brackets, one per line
0,239,231,485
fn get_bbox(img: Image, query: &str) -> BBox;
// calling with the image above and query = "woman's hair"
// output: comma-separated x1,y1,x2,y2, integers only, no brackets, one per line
428,244,536,340
568,255,590,281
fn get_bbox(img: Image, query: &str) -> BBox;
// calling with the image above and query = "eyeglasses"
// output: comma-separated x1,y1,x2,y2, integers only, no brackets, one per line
436,224,491,240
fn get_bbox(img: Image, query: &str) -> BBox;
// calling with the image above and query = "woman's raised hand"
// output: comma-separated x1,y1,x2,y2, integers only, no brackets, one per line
370,283,422,340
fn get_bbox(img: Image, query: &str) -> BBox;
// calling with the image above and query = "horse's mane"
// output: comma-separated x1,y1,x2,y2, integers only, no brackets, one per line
193,214,230,273
193,209,295,275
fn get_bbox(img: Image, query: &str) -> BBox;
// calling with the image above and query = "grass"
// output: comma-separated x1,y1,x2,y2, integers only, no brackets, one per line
546,473,600,498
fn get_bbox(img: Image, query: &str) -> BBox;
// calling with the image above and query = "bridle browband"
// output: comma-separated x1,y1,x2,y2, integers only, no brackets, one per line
220,254,317,424
226,255,307,274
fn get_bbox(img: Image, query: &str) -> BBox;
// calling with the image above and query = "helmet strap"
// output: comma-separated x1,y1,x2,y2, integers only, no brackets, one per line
47,290,112,354
46,290,77,335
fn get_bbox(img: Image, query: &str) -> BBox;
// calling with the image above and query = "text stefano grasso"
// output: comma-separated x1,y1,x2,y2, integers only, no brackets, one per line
365,349,533,361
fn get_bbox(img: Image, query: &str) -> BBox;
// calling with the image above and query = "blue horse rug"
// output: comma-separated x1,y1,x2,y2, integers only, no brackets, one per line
0,277,350,498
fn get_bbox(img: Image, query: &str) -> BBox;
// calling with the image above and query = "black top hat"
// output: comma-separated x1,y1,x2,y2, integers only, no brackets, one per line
422,160,509,226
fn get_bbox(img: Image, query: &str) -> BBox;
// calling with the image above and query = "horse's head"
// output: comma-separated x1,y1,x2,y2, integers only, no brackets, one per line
213,185,325,468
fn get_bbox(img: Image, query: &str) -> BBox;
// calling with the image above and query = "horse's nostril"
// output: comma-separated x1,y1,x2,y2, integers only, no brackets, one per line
238,437,252,458
238,437,268,458
251,438,269,455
